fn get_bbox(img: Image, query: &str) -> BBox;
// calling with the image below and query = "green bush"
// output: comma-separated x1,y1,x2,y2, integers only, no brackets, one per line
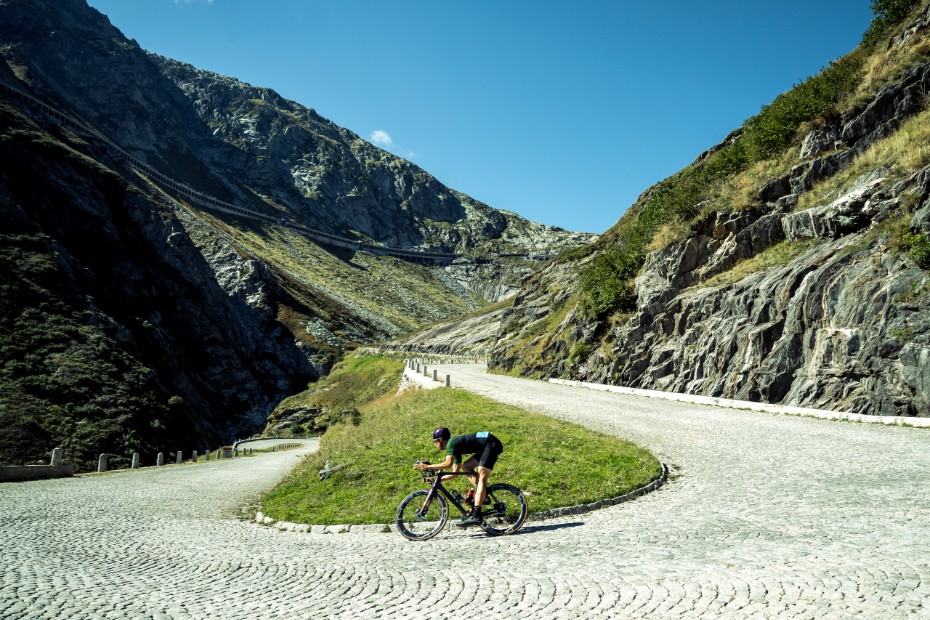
579,48,865,318
906,231,930,269
743,55,864,160
568,342,591,365
862,0,923,47
580,246,640,315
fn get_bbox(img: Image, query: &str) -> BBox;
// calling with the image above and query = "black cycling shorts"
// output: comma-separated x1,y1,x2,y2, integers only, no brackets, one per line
476,436,503,470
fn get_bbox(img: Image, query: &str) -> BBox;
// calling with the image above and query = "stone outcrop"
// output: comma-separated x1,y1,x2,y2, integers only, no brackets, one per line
600,166,930,415
0,0,594,303
384,303,511,357
0,0,595,468
490,14,930,416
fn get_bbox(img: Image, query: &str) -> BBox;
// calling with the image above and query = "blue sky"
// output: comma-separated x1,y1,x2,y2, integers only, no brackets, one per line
86,0,873,234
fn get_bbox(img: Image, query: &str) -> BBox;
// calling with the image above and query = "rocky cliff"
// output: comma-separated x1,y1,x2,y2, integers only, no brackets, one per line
0,0,593,292
491,2,930,417
0,87,323,468
0,0,593,469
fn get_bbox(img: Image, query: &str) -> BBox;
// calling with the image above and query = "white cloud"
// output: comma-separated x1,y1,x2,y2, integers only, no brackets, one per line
369,130,394,148
368,130,416,160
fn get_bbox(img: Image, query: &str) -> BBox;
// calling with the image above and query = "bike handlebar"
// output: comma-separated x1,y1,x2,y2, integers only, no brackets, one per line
414,459,475,481
414,459,434,482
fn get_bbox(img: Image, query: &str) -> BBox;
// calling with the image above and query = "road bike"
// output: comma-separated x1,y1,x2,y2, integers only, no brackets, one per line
395,461,528,541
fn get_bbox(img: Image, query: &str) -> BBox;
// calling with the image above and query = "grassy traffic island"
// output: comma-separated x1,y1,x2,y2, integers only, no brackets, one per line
259,354,662,526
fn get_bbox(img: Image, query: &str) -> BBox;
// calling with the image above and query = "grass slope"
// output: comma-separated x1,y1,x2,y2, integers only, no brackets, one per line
264,353,406,434
261,384,660,525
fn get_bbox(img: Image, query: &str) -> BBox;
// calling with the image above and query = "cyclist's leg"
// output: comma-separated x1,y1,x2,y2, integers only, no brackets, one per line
474,440,503,508
474,465,492,508
461,456,479,488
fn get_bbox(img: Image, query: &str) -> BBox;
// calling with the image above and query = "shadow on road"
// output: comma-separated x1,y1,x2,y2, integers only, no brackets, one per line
513,521,585,535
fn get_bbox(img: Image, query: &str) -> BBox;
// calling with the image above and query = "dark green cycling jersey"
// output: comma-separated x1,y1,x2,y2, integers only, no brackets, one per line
446,431,503,469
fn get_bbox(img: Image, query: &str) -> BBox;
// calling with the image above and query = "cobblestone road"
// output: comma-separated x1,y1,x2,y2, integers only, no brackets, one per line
2,366,929,619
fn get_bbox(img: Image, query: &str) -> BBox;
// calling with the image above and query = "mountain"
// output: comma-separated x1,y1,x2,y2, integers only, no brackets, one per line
490,1,930,417
0,0,593,469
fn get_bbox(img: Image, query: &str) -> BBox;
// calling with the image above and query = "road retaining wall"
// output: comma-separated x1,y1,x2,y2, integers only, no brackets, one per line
0,465,73,482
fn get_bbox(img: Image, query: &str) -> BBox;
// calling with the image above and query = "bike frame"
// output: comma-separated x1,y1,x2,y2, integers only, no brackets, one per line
421,470,475,517
398,466,527,540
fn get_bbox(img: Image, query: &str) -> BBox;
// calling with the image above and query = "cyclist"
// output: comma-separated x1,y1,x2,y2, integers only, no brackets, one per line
414,427,503,527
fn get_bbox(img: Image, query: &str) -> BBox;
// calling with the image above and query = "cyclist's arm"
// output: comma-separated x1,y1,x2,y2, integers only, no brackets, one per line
416,455,454,472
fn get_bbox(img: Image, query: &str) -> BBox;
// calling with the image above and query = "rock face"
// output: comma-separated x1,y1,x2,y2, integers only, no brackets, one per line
384,303,511,358
0,0,595,468
0,0,594,302
0,92,324,469
601,180,930,416
491,13,930,417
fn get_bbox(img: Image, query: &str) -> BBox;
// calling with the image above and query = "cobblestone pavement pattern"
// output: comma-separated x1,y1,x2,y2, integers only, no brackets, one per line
2,366,929,619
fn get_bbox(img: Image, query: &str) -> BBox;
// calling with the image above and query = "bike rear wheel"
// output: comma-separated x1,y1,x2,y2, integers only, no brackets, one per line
480,483,527,536
396,489,448,541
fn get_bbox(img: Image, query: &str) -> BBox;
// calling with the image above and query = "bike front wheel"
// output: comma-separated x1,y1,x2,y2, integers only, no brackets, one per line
480,483,528,536
396,489,448,541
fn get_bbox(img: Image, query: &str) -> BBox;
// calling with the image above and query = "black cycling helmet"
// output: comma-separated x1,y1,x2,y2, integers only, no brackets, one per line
432,427,450,441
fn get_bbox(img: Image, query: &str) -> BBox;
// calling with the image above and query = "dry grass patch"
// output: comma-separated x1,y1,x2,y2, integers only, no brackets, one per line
796,104,930,212
692,240,822,291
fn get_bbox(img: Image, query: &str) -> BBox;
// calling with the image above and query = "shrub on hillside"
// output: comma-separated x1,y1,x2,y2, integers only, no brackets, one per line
742,55,864,160
579,44,865,318
863,0,924,47
906,231,930,269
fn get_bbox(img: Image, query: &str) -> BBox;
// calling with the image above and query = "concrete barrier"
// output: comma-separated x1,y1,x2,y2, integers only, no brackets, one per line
549,378,930,427
1,439,311,483
399,366,444,391
0,465,73,482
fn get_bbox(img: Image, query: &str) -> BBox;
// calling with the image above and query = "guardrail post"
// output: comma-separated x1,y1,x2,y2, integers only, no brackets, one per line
192,450,198,462
50,448,63,466
98,454,108,473
131,453,140,469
